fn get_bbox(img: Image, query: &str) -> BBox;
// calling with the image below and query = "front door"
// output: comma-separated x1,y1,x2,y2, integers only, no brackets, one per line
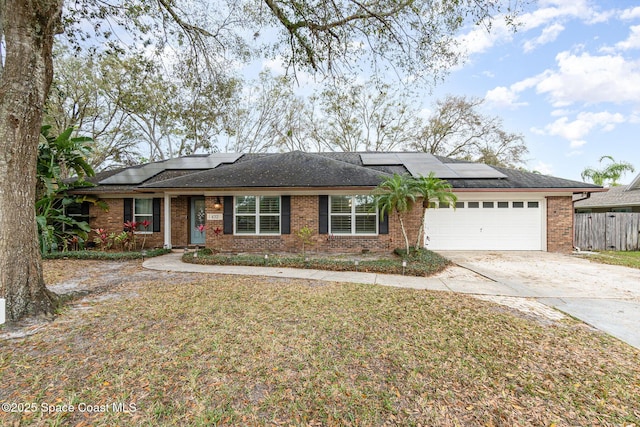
190,197,206,245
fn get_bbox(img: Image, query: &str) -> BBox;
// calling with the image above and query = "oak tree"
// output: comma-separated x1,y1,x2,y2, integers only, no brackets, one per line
1,0,518,321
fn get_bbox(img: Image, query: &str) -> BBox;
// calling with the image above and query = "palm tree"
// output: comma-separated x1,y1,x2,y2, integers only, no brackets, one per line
412,172,457,249
373,173,416,255
581,156,635,187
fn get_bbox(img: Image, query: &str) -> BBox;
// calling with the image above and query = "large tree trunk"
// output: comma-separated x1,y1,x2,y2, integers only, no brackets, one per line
0,0,63,322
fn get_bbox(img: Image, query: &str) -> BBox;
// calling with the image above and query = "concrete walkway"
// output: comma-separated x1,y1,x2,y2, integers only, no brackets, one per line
143,251,640,350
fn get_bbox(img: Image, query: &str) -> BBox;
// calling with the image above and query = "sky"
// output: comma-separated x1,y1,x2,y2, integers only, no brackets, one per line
249,0,640,184
427,0,640,183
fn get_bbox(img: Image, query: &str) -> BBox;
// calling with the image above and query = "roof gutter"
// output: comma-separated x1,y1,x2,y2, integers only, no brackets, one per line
573,191,592,203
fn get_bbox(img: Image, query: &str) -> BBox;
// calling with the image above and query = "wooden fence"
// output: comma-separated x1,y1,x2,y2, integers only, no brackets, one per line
574,212,640,251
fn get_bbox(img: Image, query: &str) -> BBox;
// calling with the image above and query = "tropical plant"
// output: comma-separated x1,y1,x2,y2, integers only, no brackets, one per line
92,228,111,251
36,126,104,253
412,172,457,249
373,174,417,255
581,156,635,187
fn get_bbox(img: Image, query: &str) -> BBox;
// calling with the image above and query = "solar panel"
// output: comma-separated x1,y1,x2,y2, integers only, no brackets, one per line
448,163,507,178
100,153,242,185
360,153,402,165
396,153,461,178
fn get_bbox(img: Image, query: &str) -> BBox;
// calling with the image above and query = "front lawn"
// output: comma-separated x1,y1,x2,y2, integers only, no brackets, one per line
582,250,640,269
1,260,638,426
183,248,450,277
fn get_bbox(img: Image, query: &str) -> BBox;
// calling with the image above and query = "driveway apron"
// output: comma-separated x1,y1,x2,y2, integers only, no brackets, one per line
438,251,640,349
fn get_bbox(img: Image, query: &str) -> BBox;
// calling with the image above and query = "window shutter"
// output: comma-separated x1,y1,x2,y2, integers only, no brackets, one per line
378,209,389,235
123,198,133,224
281,196,291,234
319,195,328,234
153,198,161,232
223,196,234,234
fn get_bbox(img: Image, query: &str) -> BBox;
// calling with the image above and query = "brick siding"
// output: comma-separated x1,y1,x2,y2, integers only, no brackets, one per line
89,194,574,253
89,198,166,249
205,195,422,254
546,196,574,253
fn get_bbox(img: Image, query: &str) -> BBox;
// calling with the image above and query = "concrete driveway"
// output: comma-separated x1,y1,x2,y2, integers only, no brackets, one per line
438,251,640,349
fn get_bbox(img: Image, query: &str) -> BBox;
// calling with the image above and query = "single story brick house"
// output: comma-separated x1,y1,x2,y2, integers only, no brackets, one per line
71,151,602,253
574,172,640,213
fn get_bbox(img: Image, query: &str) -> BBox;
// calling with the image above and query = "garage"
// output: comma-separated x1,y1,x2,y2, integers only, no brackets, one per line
424,199,545,250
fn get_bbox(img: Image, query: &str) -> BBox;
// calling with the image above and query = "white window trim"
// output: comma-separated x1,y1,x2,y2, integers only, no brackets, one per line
133,198,153,234
234,195,281,235
329,195,378,235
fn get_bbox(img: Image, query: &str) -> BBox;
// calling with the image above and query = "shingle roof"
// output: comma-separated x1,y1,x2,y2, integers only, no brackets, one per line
71,151,603,193
574,185,640,208
445,165,602,189
140,151,391,188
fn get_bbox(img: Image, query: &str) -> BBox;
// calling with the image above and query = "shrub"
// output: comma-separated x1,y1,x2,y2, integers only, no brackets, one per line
43,248,171,260
183,248,450,277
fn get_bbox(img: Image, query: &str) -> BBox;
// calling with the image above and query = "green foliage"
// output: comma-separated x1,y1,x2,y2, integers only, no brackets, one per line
42,248,171,260
296,225,315,257
581,156,635,187
36,126,105,254
373,173,456,254
373,173,417,255
412,172,458,248
183,248,450,277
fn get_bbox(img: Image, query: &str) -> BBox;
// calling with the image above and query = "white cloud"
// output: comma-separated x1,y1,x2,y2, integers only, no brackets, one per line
484,75,542,108
456,21,513,56
620,6,640,20
551,108,573,117
456,0,610,57
615,25,640,51
523,23,565,52
485,86,527,108
536,51,640,107
485,49,640,109
570,140,587,148
542,111,625,141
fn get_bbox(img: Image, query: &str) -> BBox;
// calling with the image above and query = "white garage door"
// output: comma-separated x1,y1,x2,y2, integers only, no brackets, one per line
424,200,544,250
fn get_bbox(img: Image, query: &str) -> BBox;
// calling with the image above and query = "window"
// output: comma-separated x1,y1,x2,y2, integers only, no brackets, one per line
235,196,280,234
512,202,524,208
468,202,480,208
497,202,509,208
483,202,494,208
528,201,539,208
455,202,465,209
65,202,90,223
134,199,153,232
330,195,377,234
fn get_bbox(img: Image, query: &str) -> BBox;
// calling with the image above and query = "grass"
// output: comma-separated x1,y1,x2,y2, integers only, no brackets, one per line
581,250,640,269
42,248,171,260
0,260,639,426
183,248,450,277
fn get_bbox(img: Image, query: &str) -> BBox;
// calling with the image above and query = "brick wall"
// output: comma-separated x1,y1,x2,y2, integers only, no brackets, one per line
89,198,165,249
171,196,189,247
204,195,423,254
546,196,574,252
90,194,577,253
